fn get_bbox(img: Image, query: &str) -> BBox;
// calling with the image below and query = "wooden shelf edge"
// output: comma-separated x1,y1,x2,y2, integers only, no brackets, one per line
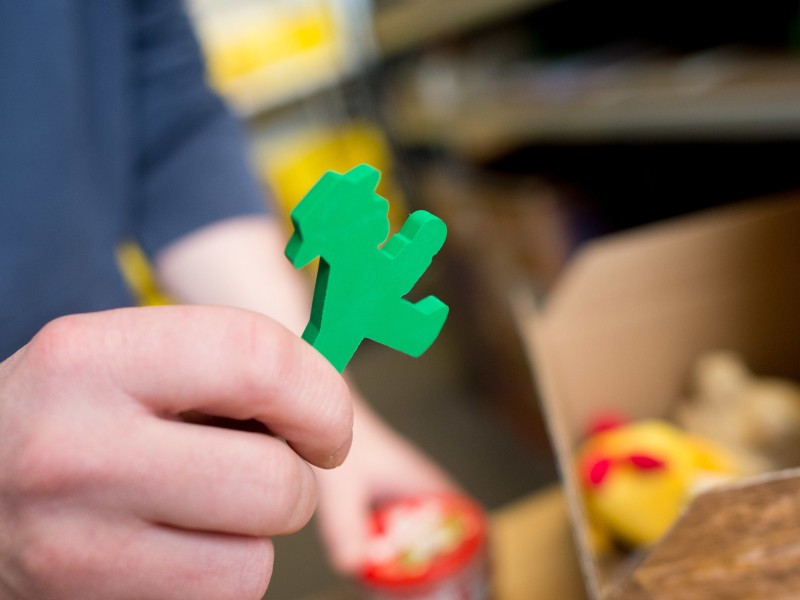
374,0,556,56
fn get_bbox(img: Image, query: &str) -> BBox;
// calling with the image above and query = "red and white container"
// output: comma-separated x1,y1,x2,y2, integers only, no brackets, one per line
359,493,491,600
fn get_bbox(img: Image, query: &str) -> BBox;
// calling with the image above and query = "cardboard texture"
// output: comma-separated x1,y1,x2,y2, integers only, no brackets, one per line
490,486,589,600
513,194,800,599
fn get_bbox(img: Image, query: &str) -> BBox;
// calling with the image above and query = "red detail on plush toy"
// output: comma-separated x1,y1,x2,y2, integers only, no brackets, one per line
586,412,629,438
628,453,667,470
585,457,613,488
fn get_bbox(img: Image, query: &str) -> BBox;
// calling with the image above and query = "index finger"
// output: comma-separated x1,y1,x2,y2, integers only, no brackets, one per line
44,306,353,468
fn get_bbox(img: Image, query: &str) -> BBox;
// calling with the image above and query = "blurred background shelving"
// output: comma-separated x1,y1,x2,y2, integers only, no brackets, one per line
182,1,800,598
371,0,559,57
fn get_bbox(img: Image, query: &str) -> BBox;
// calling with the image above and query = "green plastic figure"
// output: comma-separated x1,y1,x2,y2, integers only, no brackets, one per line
285,164,449,372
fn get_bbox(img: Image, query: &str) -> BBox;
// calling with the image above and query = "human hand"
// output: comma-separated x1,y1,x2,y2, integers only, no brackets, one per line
313,396,460,575
0,306,353,600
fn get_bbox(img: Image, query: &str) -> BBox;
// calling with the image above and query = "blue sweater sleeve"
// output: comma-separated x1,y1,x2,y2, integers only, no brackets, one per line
132,0,270,257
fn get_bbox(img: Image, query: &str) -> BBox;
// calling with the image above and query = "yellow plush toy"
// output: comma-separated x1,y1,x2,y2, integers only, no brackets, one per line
576,418,740,552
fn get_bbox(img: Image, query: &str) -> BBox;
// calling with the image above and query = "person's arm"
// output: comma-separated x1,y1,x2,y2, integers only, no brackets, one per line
154,216,461,574
154,216,309,335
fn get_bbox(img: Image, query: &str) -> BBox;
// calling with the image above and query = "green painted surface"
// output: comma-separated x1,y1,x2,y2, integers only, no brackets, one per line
285,164,449,372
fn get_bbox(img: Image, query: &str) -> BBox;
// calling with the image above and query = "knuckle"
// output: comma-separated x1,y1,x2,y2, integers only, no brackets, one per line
17,533,60,588
11,420,112,497
252,447,317,534
233,539,273,600
17,527,96,593
9,435,62,496
280,459,318,533
26,315,92,375
238,313,289,400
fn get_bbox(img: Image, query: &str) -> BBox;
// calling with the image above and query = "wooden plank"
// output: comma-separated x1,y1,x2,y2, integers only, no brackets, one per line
611,470,800,600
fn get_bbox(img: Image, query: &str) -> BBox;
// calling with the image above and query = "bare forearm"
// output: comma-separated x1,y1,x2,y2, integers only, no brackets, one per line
153,215,312,336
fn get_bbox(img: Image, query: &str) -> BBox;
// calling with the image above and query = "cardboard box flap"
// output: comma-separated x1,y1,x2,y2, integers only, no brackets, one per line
542,195,800,326
536,195,800,445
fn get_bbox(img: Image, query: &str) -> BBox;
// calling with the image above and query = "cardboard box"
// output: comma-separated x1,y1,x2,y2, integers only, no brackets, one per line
513,194,800,599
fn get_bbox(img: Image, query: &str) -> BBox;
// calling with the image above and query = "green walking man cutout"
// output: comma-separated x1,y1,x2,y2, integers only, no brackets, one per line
285,164,449,372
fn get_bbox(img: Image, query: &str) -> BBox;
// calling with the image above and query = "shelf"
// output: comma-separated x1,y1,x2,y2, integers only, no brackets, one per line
219,62,346,120
201,0,559,119
385,51,800,160
188,0,373,121
373,0,557,57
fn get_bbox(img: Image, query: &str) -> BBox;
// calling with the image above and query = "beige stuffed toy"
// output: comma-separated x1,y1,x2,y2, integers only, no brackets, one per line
673,351,800,472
